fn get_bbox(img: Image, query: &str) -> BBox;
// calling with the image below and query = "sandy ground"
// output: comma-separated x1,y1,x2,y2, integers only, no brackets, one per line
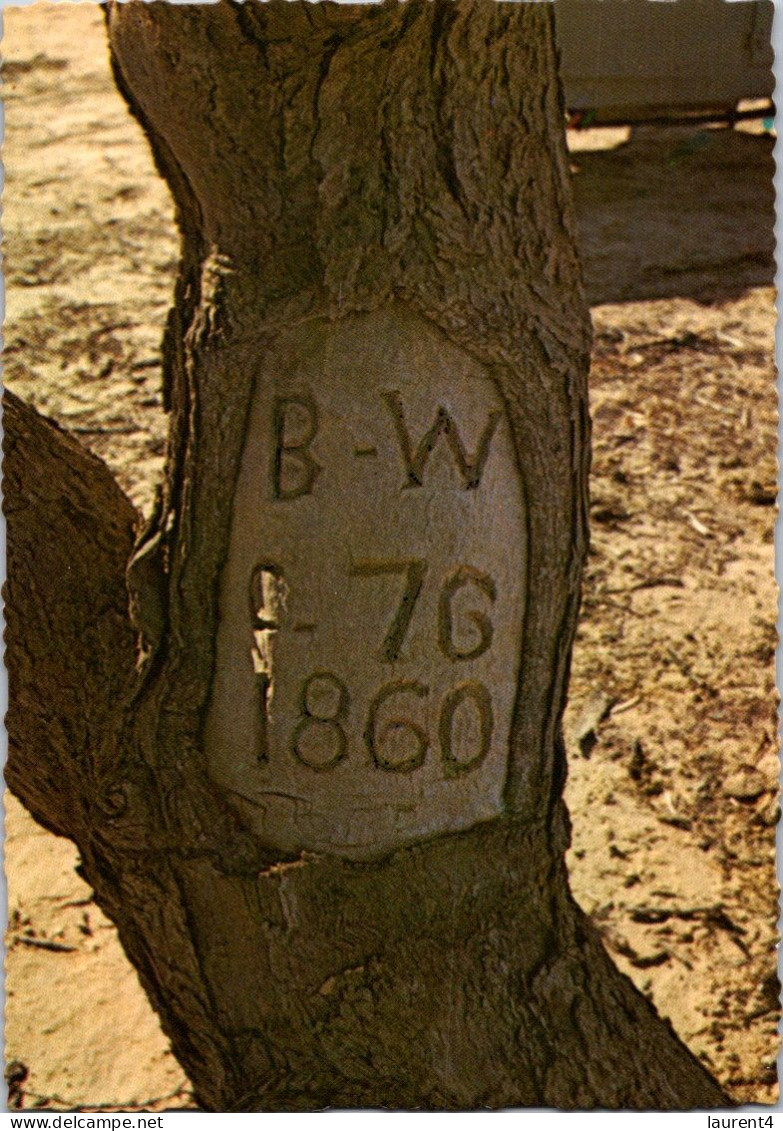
2,4,778,1112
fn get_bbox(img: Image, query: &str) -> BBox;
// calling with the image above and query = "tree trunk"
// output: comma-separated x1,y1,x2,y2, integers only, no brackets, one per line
5,0,729,1110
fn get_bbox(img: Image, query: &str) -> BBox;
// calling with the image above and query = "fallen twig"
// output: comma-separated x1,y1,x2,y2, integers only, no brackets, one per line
11,935,77,953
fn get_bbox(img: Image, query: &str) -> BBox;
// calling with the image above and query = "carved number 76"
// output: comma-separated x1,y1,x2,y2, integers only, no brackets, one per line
349,558,497,663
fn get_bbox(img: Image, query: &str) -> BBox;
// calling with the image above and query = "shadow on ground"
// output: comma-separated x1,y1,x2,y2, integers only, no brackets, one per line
572,125,775,305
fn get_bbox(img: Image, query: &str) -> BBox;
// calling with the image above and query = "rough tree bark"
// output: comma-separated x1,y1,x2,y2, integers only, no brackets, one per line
5,0,729,1111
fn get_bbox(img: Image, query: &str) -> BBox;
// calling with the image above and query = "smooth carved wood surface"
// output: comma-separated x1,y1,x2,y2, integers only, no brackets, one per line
206,307,526,856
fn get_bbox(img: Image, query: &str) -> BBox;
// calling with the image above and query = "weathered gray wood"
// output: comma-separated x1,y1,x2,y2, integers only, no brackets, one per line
206,306,528,857
4,0,730,1110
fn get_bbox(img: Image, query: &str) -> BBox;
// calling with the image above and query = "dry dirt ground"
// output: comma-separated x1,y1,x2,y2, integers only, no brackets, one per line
2,4,779,1112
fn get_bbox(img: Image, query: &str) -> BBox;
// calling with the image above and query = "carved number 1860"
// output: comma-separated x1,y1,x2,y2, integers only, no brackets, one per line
292,672,494,778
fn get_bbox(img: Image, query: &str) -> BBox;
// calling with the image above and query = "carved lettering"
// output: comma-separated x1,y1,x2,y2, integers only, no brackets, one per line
271,395,321,500
439,681,494,778
364,680,429,773
206,308,528,857
381,391,501,490
291,672,349,771
249,563,284,637
438,566,497,662
350,558,428,661
288,667,495,784
249,564,285,766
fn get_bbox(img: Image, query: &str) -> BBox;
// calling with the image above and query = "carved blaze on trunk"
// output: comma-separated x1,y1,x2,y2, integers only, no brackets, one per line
5,0,729,1111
